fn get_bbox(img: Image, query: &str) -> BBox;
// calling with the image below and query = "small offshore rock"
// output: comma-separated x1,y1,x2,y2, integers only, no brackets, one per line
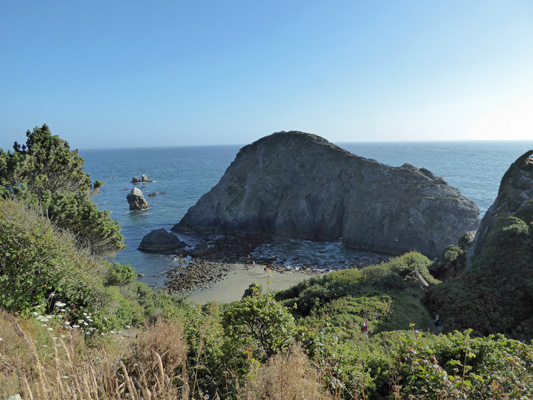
141,174,154,182
138,228,186,252
148,192,158,197
126,188,150,211
131,176,141,183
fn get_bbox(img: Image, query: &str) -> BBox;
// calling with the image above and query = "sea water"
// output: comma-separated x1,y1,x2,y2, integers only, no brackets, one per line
80,141,533,287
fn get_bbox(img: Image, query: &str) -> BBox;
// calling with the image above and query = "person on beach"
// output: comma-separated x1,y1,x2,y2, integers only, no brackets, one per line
362,319,369,340
433,315,442,334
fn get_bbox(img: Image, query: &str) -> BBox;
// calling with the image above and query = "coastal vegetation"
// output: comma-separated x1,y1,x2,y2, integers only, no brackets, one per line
0,124,125,256
1,126,532,399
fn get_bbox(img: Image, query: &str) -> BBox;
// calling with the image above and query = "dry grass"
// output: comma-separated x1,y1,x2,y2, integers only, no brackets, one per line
241,344,334,400
1,309,339,400
0,310,189,400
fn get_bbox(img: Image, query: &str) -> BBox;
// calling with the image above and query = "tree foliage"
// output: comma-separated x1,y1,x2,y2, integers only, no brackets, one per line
0,124,124,256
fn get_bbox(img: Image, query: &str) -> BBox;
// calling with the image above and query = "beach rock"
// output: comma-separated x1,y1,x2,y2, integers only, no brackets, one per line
131,176,141,183
141,174,153,182
127,187,150,211
242,283,262,299
138,228,186,252
173,131,479,259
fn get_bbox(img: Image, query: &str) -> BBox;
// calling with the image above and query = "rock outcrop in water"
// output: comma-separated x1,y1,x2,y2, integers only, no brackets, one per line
173,131,480,258
127,187,149,211
138,228,186,252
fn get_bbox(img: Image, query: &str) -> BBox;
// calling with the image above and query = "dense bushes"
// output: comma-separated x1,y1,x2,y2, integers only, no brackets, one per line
0,124,125,256
276,252,437,335
426,215,533,340
0,198,103,316
0,197,179,332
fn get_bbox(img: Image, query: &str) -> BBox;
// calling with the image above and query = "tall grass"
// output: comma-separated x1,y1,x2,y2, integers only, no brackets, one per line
240,344,334,400
0,310,189,399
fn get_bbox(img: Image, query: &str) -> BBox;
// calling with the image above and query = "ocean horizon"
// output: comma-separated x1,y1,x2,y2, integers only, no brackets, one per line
80,140,533,288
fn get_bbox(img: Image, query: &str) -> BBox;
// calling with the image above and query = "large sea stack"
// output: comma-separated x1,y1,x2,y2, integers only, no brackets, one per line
173,131,479,258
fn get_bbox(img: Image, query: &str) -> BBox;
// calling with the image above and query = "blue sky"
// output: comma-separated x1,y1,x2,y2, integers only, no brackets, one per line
1,1,532,150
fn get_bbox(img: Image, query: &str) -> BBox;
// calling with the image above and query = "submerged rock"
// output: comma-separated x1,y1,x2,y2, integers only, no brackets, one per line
173,131,479,258
138,228,185,252
127,187,149,211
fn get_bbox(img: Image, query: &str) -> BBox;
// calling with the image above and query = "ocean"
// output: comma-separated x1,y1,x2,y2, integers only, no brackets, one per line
80,141,533,287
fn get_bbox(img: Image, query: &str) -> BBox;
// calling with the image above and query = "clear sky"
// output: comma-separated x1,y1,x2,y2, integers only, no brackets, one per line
1,1,532,150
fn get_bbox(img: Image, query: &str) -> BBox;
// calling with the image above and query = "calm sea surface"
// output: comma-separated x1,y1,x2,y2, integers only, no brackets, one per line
80,141,533,287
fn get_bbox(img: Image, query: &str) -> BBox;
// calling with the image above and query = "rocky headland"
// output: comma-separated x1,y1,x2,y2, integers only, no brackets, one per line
173,131,480,259
467,150,533,268
426,150,533,339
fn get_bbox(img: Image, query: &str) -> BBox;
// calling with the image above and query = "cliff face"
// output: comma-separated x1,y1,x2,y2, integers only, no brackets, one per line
173,131,479,258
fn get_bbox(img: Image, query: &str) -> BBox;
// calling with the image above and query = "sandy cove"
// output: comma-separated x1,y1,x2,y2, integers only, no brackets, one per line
185,263,318,304
163,234,390,304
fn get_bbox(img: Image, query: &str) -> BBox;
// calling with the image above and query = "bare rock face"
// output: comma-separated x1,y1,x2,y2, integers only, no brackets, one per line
172,131,480,258
138,228,186,252
127,187,149,211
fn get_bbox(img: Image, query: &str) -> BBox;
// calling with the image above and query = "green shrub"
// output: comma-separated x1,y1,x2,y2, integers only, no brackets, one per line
426,215,533,340
276,252,436,335
222,294,296,362
0,198,104,317
105,262,137,286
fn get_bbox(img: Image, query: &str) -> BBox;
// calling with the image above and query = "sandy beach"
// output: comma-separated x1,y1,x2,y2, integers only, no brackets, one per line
185,263,321,304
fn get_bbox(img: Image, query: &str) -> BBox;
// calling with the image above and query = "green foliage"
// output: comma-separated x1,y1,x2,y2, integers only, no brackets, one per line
105,262,137,286
181,303,227,398
276,252,436,334
392,330,533,399
0,124,125,256
222,294,296,362
426,215,533,340
0,198,104,317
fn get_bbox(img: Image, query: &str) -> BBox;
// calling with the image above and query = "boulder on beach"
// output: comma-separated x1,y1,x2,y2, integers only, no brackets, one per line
126,187,150,211
173,131,480,259
138,228,186,252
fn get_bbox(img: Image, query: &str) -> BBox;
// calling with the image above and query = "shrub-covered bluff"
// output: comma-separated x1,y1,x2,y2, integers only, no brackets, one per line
426,150,533,340
1,126,532,399
174,131,479,259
